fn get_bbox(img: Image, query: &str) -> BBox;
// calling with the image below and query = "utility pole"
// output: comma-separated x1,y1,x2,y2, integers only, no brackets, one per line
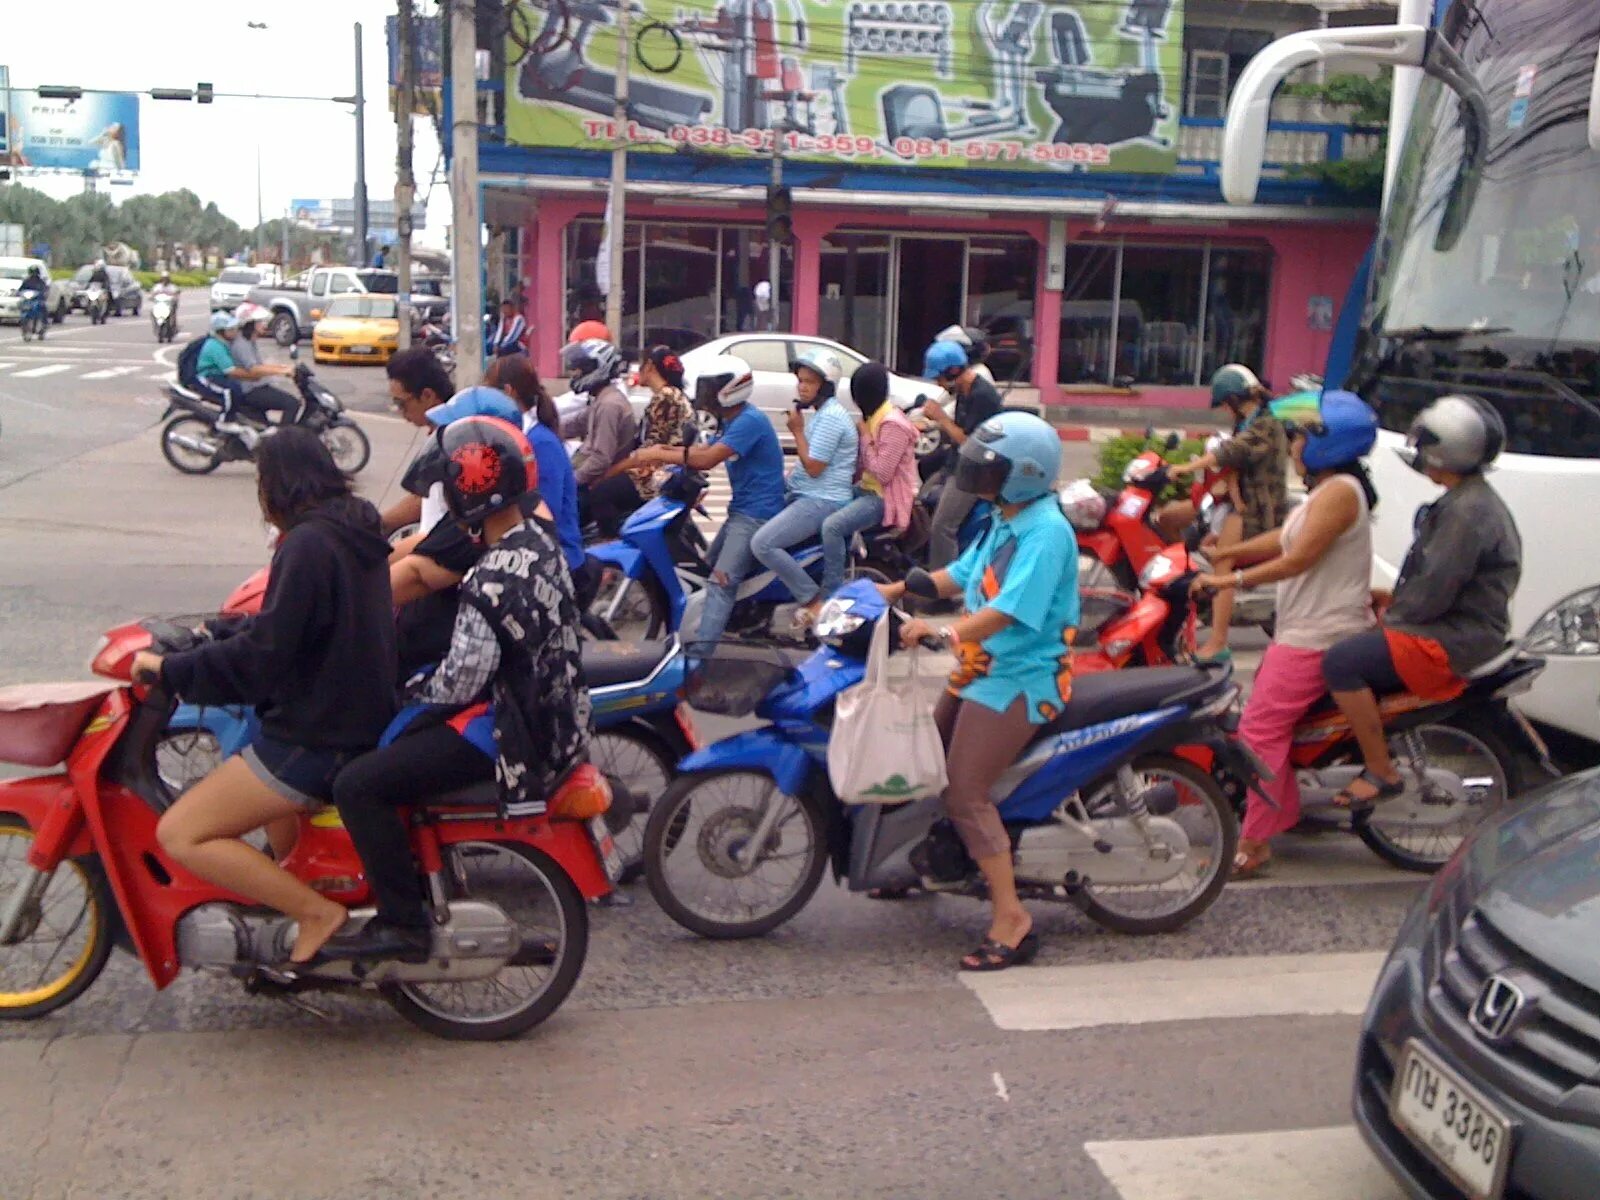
766,135,782,331
255,145,264,262
353,22,369,265
395,0,416,351
448,0,483,384
603,0,631,342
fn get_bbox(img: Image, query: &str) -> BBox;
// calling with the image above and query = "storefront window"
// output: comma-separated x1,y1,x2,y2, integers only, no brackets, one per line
1202,247,1271,380
966,237,1036,381
563,219,642,351
640,224,718,355
1058,244,1120,385
1117,245,1204,385
819,232,892,360
721,228,793,335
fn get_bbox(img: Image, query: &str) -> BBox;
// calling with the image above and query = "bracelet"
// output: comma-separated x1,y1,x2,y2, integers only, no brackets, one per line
1234,569,1246,588
683,445,690,466
939,625,961,650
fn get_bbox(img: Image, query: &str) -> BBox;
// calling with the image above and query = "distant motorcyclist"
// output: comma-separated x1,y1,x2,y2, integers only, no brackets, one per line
88,258,110,289
151,270,179,305
17,265,48,325
196,311,260,444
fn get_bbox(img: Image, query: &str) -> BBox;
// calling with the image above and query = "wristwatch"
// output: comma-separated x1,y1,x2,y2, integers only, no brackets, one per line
938,625,961,650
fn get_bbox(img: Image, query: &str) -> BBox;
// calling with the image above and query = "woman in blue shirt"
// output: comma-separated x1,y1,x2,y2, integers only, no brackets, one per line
881,413,1077,972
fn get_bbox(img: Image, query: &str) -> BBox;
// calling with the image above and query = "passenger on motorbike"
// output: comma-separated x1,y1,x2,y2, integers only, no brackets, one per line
584,344,694,539
1320,396,1521,809
1194,392,1380,877
1168,364,1289,664
879,412,1077,971
561,337,638,497
131,428,397,965
935,323,995,384
918,340,1004,572
195,310,259,443
329,416,591,962
632,355,785,646
228,303,301,426
751,347,859,635
482,353,585,582
88,259,110,289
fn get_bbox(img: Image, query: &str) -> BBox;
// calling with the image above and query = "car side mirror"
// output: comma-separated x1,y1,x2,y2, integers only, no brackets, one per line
1166,432,1181,451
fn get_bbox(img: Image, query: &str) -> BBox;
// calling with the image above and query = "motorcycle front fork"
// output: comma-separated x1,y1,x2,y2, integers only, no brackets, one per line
0,865,52,945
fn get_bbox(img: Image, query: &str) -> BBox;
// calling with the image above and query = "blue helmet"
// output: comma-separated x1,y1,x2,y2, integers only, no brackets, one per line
955,411,1061,504
922,339,968,381
1300,389,1378,472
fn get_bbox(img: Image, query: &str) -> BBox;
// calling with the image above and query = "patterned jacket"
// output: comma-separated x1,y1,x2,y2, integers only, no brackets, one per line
630,385,694,499
1213,410,1290,539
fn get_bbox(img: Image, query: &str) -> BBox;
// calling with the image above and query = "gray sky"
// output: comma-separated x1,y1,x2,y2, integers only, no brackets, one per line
6,1,449,244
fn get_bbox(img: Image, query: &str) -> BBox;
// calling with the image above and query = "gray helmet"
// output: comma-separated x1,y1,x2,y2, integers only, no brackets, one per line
1399,394,1505,475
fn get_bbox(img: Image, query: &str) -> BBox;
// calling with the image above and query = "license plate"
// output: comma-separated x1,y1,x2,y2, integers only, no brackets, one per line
586,815,624,883
347,344,375,355
1390,1040,1513,1200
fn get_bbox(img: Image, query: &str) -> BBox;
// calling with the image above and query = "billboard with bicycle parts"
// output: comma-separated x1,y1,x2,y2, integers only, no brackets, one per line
502,0,1183,173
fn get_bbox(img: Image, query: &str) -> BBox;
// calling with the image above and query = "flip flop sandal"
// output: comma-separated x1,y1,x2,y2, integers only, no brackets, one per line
1231,847,1272,880
960,931,1040,972
1333,768,1406,812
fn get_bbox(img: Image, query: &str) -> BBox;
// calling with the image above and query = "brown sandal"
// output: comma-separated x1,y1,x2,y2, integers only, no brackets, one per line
1230,839,1272,880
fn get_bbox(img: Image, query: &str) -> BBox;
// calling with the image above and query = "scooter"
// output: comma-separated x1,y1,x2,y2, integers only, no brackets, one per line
85,283,109,325
0,616,620,1039
17,294,48,342
150,292,178,343
642,577,1266,940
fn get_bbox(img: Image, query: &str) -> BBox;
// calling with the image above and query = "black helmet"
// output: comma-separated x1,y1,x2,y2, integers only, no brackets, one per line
401,441,446,497
436,416,537,524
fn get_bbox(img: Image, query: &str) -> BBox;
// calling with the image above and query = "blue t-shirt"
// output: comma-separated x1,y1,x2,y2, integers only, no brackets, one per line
197,335,236,382
718,405,785,521
524,417,584,570
946,495,1081,724
786,396,859,505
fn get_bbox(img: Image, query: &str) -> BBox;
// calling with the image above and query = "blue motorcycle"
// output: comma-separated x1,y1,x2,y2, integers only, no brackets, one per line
643,579,1263,940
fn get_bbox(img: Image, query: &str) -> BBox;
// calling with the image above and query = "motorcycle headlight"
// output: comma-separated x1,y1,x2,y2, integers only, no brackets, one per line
1137,552,1175,591
1523,586,1600,656
814,597,865,644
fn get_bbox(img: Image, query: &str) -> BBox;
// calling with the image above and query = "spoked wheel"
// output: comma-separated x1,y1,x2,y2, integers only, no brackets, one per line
914,426,942,458
587,568,669,641
155,727,224,799
644,769,829,939
386,840,588,1041
160,415,222,474
0,824,115,1019
320,420,371,476
1358,715,1522,873
1078,754,1238,935
591,726,678,883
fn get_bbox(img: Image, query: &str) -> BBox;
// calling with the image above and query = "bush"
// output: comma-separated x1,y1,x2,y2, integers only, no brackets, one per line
1095,434,1206,503
134,270,212,289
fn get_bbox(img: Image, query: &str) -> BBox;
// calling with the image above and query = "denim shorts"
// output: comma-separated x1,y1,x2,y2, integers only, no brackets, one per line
241,733,356,809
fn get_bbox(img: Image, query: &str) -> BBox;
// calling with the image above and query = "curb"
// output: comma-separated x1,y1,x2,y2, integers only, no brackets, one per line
1055,425,1217,444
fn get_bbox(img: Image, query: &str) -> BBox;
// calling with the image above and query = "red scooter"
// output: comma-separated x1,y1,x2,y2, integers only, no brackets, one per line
0,616,620,1040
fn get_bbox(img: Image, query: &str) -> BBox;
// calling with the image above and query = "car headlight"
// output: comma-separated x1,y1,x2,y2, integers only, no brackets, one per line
1138,552,1174,591
814,597,864,643
1523,586,1600,655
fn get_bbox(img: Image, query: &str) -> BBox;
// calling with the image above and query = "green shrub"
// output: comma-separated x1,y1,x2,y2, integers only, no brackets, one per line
134,270,212,289
1094,434,1205,502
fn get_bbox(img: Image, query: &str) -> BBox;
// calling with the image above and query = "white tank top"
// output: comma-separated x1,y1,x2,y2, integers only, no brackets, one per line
1274,473,1376,652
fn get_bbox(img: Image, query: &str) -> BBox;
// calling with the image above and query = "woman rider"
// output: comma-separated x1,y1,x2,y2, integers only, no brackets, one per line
1194,392,1381,877
879,412,1077,971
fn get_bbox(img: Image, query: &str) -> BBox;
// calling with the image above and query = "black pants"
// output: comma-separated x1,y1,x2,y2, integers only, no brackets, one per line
572,554,602,613
1322,628,1407,694
331,724,493,928
583,473,643,540
241,383,301,424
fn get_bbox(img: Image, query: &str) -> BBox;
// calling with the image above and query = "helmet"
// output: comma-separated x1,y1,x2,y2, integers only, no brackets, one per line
567,319,612,345
789,346,843,398
401,440,446,497
937,323,991,364
94,258,106,268
692,354,755,411
560,337,625,395
436,415,537,524
1209,363,1262,408
1057,478,1108,532
1299,389,1378,472
209,310,238,333
159,270,171,281
235,302,268,326
1400,394,1505,475
955,412,1061,504
923,339,968,381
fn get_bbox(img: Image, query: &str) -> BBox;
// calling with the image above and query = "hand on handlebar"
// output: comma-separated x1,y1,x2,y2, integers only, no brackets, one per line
897,616,948,652
1192,572,1234,597
130,650,164,687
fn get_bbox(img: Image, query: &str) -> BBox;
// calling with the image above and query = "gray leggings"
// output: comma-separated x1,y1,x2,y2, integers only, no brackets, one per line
935,691,1036,861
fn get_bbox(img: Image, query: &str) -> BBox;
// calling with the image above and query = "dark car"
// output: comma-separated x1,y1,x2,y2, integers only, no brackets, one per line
70,264,143,316
1355,763,1600,1200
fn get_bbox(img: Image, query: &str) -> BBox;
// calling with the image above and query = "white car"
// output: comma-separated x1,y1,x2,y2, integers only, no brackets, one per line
210,266,271,312
0,257,71,325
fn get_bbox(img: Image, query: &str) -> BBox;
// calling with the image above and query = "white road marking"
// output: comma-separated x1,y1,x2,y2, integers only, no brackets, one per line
991,1071,1009,1103
14,343,94,354
80,366,142,380
962,951,1386,1032
1085,1126,1401,1200
10,364,74,379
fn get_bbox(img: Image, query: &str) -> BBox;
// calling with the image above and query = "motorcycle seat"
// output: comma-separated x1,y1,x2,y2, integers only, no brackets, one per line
1030,665,1213,743
1467,643,1519,680
581,639,671,688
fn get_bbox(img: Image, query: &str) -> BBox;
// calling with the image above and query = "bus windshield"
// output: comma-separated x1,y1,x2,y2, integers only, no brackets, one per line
1350,0,1600,458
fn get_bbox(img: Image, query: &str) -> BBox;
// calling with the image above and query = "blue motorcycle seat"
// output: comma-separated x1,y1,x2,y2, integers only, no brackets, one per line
581,640,671,688
1030,666,1213,743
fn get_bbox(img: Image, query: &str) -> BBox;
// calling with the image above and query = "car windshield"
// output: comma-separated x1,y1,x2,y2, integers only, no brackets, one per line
354,272,398,294
72,267,93,284
0,266,31,281
218,268,258,284
413,279,443,296
325,296,396,319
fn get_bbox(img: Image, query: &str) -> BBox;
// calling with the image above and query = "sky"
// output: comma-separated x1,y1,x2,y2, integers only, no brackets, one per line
5,0,450,245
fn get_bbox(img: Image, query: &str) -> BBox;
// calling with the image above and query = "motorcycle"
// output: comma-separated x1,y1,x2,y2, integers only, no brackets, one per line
85,283,109,325
642,577,1266,940
418,318,455,375
150,292,178,343
18,294,48,343
0,616,621,1039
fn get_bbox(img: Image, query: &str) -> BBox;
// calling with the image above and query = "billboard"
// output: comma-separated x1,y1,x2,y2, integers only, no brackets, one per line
504,0,1183,174
5,90,140,172
386,13,445,115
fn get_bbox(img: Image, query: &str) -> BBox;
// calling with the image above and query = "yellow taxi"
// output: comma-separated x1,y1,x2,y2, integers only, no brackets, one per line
312,294,402,364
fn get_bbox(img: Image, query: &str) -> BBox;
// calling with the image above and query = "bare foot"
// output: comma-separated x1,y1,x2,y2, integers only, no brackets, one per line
289,904,349,965
985,910,1033,950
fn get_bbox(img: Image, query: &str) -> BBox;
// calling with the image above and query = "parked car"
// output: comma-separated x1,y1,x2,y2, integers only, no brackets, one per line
248,266,449,347
69,264,142,316
312,294,402,365
0,257,71,325
1355,762,1600,1200
210,266,272,311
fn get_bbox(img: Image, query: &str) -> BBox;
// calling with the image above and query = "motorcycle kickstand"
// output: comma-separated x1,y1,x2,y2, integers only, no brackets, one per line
240,966,335,1020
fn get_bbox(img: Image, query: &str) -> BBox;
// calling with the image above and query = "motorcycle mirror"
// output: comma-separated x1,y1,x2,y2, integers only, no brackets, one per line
905,567,941,600
1165,432,1181,451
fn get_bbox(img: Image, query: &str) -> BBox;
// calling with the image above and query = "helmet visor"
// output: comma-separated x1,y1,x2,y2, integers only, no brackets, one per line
954,435,1010,499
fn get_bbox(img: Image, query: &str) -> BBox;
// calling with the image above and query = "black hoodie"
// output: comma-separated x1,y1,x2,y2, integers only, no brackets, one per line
163,496,398,750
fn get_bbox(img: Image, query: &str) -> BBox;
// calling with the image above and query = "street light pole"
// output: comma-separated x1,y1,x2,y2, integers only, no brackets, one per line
603,0,631,343
448,0,484,385
395,0,416,352
353,22,369,266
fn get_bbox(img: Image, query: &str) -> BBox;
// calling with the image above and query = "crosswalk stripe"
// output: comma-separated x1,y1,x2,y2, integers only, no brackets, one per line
1085,1126,1400,1200
80,366,142,380
10,364,73,378
15,343,94,353
961,951,1386,1032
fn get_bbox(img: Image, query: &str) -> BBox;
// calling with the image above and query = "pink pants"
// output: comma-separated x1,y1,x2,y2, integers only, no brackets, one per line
1238,643,1327,842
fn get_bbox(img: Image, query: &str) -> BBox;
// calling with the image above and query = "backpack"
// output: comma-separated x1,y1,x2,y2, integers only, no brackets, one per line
177,335,209,388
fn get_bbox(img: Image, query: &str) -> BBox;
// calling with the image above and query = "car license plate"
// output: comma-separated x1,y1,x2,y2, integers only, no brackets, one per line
1390,1040,1513,1200
348,345,374,355
586,815,624,883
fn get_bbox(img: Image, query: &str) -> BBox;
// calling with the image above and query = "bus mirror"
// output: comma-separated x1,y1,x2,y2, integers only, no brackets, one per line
1221,24,1428,206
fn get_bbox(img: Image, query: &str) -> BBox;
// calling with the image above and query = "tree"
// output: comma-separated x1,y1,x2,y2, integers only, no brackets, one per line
0,185,245,267
1283,73,1391,202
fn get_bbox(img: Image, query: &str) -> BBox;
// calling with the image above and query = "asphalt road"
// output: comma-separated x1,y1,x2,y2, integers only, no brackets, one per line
0,309,1396,1200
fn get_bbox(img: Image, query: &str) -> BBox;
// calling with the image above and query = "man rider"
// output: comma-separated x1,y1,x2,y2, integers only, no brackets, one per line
920,339,1004,572
228,303,301,426
88,258,110,288
17,265,48,324
151,270,180,315
195,311,263,446
560,336,638,508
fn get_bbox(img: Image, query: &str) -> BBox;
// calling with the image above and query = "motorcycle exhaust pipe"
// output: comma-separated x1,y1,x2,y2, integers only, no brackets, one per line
170,433,218,454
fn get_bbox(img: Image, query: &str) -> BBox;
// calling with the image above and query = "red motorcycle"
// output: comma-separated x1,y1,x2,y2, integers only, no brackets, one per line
0,616,620,1040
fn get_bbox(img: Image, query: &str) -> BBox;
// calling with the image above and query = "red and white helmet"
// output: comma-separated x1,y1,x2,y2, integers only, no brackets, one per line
234,301,270,327
1057,478,1107,532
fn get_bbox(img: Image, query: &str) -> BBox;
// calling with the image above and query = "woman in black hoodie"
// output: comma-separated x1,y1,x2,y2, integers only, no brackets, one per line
133,428,397,965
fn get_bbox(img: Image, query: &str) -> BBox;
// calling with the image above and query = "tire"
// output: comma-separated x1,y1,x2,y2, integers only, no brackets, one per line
693,408,722,443
587,567,669,642
271,311,297,347
386,841,588,1041
52,299,66,324
160,415,223,475
0,823,116,1019
592,722,687,883
320,420,371,476
1079,754,1238,935
914,426,941,458
644,768,830,939
1358,712,1524,873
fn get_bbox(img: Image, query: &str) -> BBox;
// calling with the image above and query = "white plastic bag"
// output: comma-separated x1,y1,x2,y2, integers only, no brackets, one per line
827,615,948,805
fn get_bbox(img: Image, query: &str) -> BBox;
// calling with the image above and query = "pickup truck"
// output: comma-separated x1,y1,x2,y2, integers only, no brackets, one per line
248,267,449,346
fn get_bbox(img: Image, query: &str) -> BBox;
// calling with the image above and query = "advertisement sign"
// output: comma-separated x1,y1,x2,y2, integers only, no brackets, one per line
291,199,338,230
6,90,140,172
504,0,1182,174
386,13,445,115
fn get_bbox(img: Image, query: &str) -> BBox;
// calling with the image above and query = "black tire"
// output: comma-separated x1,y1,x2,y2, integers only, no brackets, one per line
160,415,222,475
588,567,669,641
0,823,116,1019
52,299,66,324
270,311,297,347
592,719,690,883
132,300,141,317
386,841,589,1040
644,768,830,939
320,419,371,476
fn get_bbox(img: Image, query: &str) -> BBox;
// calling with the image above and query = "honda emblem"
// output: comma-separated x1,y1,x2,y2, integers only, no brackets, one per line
1470,974,1526,1042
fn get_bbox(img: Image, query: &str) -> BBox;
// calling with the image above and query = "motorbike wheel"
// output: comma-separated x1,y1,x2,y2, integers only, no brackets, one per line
19,315,35,343
154,727,225,801
587,567,669,642
1078,754,1238,935
592,722,688,883
1357,714,1524,873
0,823,116,1019
320,420,371,476
51,300,66,324
644,769,829,939
160,416,223,475
386,840,588,1041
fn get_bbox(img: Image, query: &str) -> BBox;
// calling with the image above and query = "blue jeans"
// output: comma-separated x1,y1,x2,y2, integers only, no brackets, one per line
750,495,840,606
696,511,763,645
820,493,885,598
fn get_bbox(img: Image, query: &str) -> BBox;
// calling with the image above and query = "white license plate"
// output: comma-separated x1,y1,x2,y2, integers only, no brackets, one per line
1390,1040,1513,1200
586,815,624,883
347,345,375,355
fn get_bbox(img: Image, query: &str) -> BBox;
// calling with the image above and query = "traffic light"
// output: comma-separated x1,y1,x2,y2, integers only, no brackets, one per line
197,82,214,104
766,184,793,244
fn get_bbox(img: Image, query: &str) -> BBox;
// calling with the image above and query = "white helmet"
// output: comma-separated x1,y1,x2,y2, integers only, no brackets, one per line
1057,478,1108,532
694,354,755,411
1400,394,1506,474
789,346,843,398
235,302,269,327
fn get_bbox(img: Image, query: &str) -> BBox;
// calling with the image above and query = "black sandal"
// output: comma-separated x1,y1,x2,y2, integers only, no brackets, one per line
867,885,917,901
960,931,1040,972
1333,768,1406,812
